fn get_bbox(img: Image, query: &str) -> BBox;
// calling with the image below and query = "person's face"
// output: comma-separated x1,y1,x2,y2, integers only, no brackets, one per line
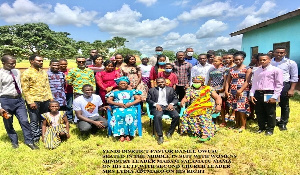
268,51,273,57
59,60,68,71
82,86,93,97
176,52,185,61
251,56,258,65
198,55,207,65
158,57,166,62
274,49,286,59
49,103,60,112
212,58,222,67
234,55,244,66
118,81,128,90
95,57,103,65
208,55,214,64
185,48,194,57
2,58,16,71
105,63,115,72
31,56,43,69
128,57,136,65
155,47,163,52
165,64,172,70
141,58,149,65
156,79,166,88
259,56,271,68
115,55,123,64
192,79,202,84
225,55,234,64
76,58,86,69
50,62,60,72
90,50,98,56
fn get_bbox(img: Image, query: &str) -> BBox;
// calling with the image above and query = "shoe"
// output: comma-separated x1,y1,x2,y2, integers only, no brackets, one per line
119,136,125,142
26,143,39,150
257,129,265,134
265,131,273,136
199,136,210,142
278,124,287,131
157,136,164,145
166,132,172,139
12,143,19,149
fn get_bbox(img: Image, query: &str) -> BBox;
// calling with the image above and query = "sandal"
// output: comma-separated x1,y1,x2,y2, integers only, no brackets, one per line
219,123,227,127
119,136,125,142
228,115,235,122
125,136,131,141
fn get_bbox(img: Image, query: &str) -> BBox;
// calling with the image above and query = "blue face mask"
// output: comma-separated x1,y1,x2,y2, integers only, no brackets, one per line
165,69,172,73
158,62,166,66
156,51,162,55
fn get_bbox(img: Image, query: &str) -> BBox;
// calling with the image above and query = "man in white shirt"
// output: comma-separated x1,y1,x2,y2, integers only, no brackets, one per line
73,84,108,134
191,54,214,85
146,77,179,145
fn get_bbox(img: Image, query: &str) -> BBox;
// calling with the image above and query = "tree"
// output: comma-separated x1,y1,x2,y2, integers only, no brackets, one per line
227,48,239,55
215,49,227,56
115,48,141,57
162,50,176,62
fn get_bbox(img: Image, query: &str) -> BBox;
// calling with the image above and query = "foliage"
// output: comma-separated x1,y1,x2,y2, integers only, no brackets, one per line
227,48,239,54
115,47,141,58
163,50,176,62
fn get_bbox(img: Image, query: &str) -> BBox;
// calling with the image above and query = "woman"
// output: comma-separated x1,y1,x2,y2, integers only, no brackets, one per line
88,55,104,72
224,54,236,121
225,51,252,132
150,55,167,88
180,76,222,141
106,76,142,142
95,60,120,104
121,55,147,101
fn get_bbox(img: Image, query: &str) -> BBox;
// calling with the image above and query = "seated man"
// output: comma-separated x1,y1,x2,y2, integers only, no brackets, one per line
73,84,108,135
146,77,179,145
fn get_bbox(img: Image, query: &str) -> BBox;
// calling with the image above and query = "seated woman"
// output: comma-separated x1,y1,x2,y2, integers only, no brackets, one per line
180,76,221,142
106,76,142,142
41,101,70,149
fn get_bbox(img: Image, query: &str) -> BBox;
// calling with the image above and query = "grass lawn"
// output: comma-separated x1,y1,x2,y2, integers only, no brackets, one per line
0,59,78,69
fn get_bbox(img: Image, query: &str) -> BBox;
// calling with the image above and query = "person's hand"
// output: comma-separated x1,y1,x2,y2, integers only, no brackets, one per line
30,103,37,110
180,101,185,107
106,87,113,92
93,121,105,128
167,104,174,111
267,98,277,104
125,103,132,108
250,96,257,105
287,89,294,97
215,105,221,113
156,104,162,111
236,90,243,99
0,108,6,116
225,91,231,98
117,103,127,108
101,106,111,111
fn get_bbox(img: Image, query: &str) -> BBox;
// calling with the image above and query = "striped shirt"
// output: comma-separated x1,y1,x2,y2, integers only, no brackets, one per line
172,61,192,86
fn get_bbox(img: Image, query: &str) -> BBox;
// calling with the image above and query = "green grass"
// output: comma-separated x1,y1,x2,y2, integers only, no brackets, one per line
0,59,78,69
0,99,299,175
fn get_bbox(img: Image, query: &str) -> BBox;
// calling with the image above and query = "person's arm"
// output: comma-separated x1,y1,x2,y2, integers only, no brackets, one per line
62,115,70,138
88,69,96,91
21,71,36,108
75,110,105,128
42,120,47,142
272,69,284,100
66,69,74,86
45,73,54,101
288,61,299,97
236,67,252,98
125,95,141,108
149,67,156,88
135,67,142,89
211,90,222,113
95,72,106,90
146,89,156,107
106,96,126,108
225,71,232,98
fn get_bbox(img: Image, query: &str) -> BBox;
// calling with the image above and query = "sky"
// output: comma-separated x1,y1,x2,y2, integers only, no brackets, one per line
0,0,299,56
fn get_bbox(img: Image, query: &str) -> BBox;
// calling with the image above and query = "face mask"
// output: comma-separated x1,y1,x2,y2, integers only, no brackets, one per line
156,51,162,55
158,62,166,66
187,52,194,57
165,68,172,73
192,83,202,88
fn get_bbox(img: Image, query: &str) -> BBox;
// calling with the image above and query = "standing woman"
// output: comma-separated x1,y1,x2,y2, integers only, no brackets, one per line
121,55,148,101
95,60,120,105
224,54,236,121
150,55,167,88
114,54,125,73
225,51,252,132
88,55,104,72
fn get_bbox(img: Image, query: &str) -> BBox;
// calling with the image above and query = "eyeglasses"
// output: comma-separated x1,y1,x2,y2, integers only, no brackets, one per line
77,61,86,63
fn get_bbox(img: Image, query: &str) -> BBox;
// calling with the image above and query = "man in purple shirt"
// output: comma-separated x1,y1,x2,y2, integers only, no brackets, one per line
250,54,283,135
271,46,298,131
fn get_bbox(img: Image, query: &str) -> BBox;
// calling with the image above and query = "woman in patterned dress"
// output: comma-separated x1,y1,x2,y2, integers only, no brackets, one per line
180,76,222,142
106,76,142,142
225,51,252,132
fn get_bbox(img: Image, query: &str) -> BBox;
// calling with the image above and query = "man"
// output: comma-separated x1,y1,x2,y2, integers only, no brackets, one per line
271,46,298,130
250,54,283,135
0,55,39,150
73,84,108,134
47,59,67,110
184,48,198,66
21,55,53,143
67,56,96,99
191,54,214,85
172,51,192,101
149,46,170,66
86,49,98,66
59,59,74,122
207,50,215,64
146,78,179,145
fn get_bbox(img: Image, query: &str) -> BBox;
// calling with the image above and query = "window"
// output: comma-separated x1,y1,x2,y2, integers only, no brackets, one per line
273,41,290,58
251,46,258,60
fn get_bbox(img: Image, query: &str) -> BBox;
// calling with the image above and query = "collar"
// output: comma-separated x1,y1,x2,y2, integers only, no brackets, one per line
272,56,288,63
262,64,272,70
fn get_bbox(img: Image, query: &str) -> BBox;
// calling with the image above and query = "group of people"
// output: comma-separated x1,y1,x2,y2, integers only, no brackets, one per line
0,46,298,148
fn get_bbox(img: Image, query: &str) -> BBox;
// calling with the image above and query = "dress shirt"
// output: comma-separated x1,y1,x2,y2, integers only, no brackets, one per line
47,70,67,106
185,57,198,66
250,64,283,99
172,61,192,86
66,68,96,94
154,87,168,106
0,68,22,109
191,62,214,85
21,67,53,104
271,57,298,83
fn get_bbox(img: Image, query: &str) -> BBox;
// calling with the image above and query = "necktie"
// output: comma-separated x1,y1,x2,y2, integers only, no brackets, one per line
10,70,21,94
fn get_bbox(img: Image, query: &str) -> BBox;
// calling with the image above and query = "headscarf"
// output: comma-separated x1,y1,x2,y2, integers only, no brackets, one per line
192,76,205,85
114,76,130,85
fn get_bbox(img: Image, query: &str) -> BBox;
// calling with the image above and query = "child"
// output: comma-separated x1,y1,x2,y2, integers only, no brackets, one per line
42,101,70,149
158,63,178,89
138,55,152,89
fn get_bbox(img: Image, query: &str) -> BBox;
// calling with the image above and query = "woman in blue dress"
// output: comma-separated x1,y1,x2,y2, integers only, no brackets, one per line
106,76,142,142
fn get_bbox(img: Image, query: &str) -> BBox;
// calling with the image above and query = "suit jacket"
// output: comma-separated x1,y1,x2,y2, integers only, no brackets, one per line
146,86,178,109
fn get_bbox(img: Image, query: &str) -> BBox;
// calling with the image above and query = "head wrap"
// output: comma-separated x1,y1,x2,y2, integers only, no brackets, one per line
192,76,205,84
140,54,148,59
115,76,130,85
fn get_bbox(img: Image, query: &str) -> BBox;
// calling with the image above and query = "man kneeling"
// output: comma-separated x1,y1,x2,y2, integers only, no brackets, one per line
73,84,108,134
146,77,179,144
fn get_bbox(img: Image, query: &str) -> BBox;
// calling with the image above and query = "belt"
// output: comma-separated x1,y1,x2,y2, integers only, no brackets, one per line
255,90,274,94
0,94,22,99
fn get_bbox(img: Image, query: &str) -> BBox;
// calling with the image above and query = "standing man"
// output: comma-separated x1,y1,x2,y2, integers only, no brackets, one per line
67,56,96,99
172,51,192,101
185,48,198,66
21,55,53,143
146,77,179,145
149,46,170,66
207,50,215,64
191,54,214,85
0,55,39,149
86,49,98,66
271,46,298,130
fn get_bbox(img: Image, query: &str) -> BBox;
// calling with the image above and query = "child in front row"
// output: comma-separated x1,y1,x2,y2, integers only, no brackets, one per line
42,101,70,149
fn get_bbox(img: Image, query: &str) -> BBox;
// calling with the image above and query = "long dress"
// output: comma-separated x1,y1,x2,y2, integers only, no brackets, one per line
121,65,147,100
227,67,250,115
180,87,217,138
106,89,142,137
41,111,68,149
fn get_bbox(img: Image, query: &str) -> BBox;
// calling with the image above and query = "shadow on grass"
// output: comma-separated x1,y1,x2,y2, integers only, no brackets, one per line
291,92,300,102
0,129,25,144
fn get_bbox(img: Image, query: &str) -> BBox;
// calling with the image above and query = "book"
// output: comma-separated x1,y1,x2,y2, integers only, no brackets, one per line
264,94,280,102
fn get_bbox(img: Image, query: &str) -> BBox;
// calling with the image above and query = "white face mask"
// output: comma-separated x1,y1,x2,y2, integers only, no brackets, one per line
187,52,194,57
